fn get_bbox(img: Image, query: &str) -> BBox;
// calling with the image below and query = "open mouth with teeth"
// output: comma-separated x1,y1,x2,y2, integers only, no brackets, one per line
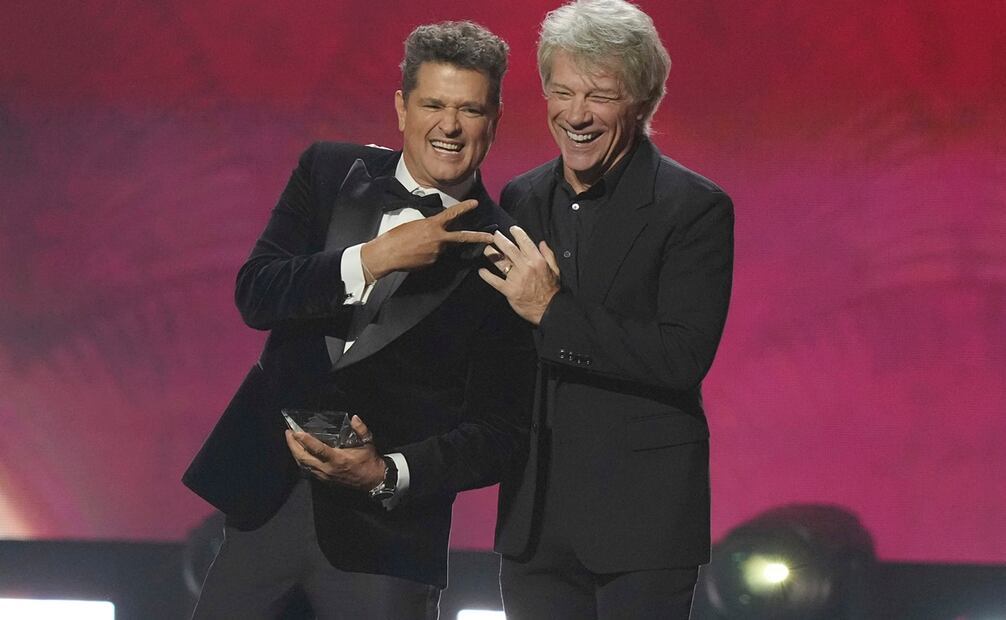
431,139,463,153
565,128,601,144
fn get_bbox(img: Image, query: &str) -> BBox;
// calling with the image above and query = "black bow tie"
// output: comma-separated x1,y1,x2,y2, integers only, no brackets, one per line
376,177,445,217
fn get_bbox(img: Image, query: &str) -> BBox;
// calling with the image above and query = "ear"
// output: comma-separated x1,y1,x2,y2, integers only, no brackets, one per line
394,90,407,133
633,100,651,126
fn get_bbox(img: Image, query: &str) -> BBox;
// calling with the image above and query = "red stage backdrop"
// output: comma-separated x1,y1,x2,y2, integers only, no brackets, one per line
1,1,1003,563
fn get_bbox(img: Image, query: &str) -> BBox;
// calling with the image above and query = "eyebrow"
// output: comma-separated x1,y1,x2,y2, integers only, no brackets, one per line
548,81,620,97
418,96,485,108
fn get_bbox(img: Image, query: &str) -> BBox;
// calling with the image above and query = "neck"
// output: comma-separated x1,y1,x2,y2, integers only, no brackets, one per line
429,175,477,202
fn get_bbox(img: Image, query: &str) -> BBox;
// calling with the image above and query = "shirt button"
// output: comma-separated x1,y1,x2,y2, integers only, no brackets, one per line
571,203,580,211
562,250,572,258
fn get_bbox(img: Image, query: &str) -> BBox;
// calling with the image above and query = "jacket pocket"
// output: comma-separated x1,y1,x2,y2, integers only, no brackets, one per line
626,412,709,451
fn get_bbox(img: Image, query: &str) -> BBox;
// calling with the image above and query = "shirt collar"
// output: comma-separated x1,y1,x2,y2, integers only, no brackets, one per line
395,156,475,208
553,140,638,201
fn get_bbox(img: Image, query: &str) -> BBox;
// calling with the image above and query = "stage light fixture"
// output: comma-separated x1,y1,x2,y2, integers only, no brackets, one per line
0,598,114,620
456,610,506,619
702,504,875,620
741,554,791,591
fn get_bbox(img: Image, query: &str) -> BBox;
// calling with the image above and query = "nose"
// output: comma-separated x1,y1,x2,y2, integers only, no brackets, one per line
439,108,462,137
565,96,592,127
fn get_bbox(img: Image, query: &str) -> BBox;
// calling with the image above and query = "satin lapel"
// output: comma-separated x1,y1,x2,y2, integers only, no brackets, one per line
579,141,660,303
324,157,397,364
334,259,468,369
323,158,387,252
334,177,499,370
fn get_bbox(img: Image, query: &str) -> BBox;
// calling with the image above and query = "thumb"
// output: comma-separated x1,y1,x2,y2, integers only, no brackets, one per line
540,241,560,275
350,414,370,435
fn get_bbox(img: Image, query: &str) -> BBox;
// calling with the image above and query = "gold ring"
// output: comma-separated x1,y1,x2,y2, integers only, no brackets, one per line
503,264,512,274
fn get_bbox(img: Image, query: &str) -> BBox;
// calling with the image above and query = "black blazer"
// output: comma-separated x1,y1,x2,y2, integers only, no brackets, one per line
494,139,734,572
183,142,535,587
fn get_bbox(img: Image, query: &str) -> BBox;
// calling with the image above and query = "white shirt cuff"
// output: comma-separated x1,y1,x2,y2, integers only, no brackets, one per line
381,452,410,510
340,243,372,304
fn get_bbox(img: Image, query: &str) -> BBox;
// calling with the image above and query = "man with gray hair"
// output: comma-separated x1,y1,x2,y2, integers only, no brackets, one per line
481,1,734,617
184,21,535,619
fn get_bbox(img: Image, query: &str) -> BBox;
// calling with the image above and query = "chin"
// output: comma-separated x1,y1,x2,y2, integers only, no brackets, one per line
564,156,602,174
434,167,470,185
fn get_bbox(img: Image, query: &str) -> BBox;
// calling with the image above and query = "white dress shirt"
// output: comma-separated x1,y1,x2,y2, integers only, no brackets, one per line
337,155,474,508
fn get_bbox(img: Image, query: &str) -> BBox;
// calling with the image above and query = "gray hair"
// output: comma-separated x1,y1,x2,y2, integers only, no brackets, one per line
537,0,671,135
401,21,509,107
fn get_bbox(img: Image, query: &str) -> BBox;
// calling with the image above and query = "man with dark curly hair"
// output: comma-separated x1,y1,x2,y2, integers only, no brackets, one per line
184,21,534,619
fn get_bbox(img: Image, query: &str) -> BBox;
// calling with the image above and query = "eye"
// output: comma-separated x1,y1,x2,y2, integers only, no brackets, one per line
550,90,573,100
461,106,485,118
588,95,616,104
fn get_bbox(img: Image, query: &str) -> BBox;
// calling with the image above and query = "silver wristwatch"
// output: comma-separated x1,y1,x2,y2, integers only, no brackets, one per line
369,455,398,502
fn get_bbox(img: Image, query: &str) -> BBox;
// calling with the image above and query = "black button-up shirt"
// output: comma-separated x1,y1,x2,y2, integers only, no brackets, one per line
549,146,636,294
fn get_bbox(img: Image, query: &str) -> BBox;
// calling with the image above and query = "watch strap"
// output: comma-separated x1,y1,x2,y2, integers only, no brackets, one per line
369,455,398,501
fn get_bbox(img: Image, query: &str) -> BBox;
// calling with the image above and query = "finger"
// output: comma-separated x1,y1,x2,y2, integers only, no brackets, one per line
294,431,332,461
345,414,374,448
539,241,560,275
286,431,322,468
285,429,301,455
350,414,369,435
443,230,495,245
437,199,479,221
478,267,507,292
483,245,510,274
491,229,523,262
510,226,542,258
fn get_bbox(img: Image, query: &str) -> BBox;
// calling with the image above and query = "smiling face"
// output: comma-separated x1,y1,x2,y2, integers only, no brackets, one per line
395,62,500,191
545,51,644,193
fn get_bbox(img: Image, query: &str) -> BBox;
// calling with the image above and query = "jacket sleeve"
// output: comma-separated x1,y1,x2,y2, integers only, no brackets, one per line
234,143,352,330
535,189,734,392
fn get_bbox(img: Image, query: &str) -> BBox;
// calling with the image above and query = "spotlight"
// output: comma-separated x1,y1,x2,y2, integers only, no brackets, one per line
741,554,791,591
702,504,875,620
0,598,114,620
457,611,506,620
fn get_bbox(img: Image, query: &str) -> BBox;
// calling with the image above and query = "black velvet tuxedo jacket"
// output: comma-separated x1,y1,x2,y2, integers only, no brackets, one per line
183,142,535,588
494,139,734,572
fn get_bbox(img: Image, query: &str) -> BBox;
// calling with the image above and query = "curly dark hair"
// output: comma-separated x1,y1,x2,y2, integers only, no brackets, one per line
401,21,509,106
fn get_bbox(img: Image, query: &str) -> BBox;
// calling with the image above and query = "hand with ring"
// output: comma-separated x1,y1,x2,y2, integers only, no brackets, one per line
483,245,512,276
478,226,561,325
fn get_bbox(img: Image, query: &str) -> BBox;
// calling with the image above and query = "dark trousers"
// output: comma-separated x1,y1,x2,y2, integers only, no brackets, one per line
500,434,698,620
192,480,440,620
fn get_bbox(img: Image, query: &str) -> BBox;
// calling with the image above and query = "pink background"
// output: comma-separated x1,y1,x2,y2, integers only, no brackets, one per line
1,1,1003,563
